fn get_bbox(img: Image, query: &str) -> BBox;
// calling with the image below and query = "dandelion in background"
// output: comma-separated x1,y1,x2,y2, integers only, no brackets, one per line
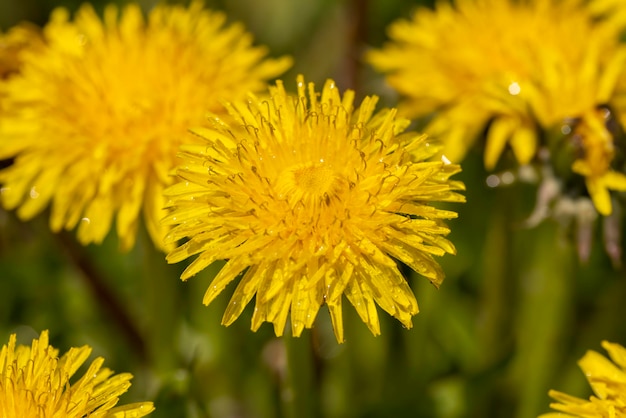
164,75,465,343
0,24,43,79
368,0,626,217
540,341,626,417
0,330,154,417
0,1,291,250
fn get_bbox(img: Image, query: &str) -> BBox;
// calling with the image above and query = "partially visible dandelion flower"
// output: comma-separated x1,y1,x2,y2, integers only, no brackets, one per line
368,0,626,215
0,23,43,79
0,1,291,250
539,341,626,417
0,330,154,417
164,75,465,343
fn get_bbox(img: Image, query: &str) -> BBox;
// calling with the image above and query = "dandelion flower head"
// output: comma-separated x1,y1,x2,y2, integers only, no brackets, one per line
540,340,626,417
368,0,626,215
164,75,465,343
0,23,43,79
0,330,154,417
0,1,291,250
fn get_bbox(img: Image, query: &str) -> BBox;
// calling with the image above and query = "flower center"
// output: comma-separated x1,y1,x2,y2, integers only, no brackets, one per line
293,164,335,196
274,161,340,205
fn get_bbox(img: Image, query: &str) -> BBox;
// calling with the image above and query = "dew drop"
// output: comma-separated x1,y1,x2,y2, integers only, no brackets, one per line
81,217,91,224
508,81,521,95
29,187,40,199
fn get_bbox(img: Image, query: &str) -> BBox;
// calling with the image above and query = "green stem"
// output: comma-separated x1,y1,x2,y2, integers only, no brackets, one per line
55,230,146,359
511,222,573,418
478,193,514,367
139,228,181,372
283,331,319,418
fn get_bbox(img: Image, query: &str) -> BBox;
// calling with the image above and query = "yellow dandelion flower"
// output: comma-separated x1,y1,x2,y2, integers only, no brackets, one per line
367,0,626,215
163,75,465,343
0,330,154,417
539,341,626,418
0,1,291,250
571,109,626,215
0,23,43,79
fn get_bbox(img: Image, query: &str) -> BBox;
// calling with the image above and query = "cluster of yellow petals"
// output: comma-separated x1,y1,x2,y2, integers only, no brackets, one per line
164,75,465,342
0,1,290,250
368,0,626,215
0,330,154,417
0,23,43,79
540,341,626,418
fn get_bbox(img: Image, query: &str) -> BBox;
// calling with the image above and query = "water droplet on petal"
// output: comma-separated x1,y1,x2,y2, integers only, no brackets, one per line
508,81,521,95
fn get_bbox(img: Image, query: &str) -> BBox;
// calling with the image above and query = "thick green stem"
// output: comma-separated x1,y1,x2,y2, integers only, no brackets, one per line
284,331,319,418
511,222,573,418
139,229,181,372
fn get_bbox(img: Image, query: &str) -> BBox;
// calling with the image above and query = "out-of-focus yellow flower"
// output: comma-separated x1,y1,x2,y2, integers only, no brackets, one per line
572,109,626,215
0,23,43,79
539,341,626,418
0,1,291,250
164,75,465,343
0,330,154,417
368,0,626,215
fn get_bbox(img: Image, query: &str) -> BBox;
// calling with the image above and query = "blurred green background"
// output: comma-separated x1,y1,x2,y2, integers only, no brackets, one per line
1,1,625,417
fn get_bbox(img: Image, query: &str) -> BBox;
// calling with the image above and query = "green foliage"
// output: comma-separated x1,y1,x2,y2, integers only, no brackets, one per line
1,1,624,417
